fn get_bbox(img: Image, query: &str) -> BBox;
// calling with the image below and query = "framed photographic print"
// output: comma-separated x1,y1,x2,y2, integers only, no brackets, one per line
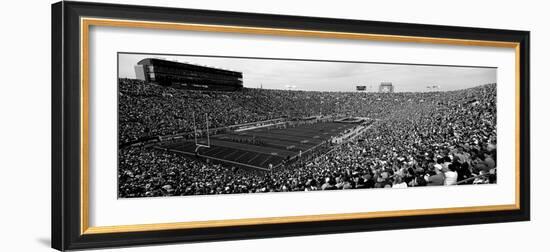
51,1,530,251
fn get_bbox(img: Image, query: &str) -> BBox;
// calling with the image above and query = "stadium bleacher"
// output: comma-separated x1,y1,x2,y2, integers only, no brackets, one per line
118,78,497,198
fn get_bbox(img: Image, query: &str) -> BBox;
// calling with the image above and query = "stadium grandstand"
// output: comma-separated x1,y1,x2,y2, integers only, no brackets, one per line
134,58,243,91
118,77,497,198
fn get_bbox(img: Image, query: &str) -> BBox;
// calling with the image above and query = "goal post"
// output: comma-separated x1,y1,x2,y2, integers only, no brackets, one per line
206,113,210,147
192,112,211,149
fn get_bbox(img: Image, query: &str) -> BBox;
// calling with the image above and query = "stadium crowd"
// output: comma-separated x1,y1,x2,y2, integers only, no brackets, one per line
120,78,425,145
118,79,497,197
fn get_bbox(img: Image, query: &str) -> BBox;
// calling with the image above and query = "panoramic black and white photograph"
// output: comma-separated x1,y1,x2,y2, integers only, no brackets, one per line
117,53,497,198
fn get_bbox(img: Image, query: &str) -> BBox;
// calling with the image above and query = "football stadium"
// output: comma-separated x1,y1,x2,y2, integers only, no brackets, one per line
158,120,372,171
118,58,497,198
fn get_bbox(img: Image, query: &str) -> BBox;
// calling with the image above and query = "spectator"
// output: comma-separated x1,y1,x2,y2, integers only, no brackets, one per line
118,79,497,198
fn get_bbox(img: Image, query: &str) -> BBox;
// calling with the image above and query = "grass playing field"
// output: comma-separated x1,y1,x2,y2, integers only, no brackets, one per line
160,121,356,170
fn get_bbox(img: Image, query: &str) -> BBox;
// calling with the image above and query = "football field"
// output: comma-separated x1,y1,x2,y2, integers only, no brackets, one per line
160,121,357,170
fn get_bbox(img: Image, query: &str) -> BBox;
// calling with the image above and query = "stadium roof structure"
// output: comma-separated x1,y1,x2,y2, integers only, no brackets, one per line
137,58,242,77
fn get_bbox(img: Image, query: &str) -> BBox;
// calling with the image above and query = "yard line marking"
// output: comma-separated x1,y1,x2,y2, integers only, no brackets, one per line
258,156,272,167
233,151,249,162
208,147,227,156
162,148,270,171
222,149,240,159
247,153,263,163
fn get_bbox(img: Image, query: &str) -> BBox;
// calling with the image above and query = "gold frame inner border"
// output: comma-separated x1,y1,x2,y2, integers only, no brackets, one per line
79,17,522,235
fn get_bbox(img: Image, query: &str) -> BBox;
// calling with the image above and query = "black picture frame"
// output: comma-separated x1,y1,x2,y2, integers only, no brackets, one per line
52,1,530,251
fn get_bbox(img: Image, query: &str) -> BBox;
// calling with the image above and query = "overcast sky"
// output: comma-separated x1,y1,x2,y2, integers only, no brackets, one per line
118,53,496,92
